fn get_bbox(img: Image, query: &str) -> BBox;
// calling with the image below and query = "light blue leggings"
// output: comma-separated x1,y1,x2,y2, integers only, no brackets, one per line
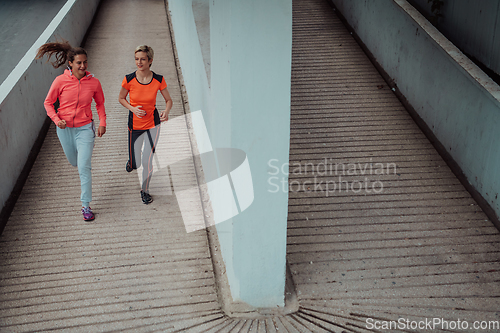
56,122,95,207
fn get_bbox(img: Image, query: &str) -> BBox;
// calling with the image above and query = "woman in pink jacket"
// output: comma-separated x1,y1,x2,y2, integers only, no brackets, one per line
37,41,106,221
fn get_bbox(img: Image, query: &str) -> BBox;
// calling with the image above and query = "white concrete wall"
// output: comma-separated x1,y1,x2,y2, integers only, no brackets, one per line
331,0,500,218
0,0,101,211
168,0,292,308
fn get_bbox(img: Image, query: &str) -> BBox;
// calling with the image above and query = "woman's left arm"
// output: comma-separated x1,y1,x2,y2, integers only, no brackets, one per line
94,80,107,137
159,87,173,122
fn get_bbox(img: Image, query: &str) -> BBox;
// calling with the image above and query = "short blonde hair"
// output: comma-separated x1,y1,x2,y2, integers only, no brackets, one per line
135,45,154,61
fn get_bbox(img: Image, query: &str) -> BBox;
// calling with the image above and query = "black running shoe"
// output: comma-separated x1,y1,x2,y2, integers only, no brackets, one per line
141,190,153,204
126,161,133,172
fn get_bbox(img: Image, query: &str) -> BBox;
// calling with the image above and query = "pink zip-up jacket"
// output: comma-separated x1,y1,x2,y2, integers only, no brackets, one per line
44,69,106,128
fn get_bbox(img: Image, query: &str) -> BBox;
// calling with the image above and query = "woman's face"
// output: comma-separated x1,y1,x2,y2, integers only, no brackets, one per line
135,51,152,71
69,54,88,78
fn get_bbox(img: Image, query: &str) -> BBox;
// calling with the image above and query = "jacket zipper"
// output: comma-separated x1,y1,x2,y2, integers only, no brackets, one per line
74,78,81,127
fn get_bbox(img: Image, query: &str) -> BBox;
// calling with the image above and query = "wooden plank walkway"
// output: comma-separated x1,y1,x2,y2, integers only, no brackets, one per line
287,0,500,332
1,0,499,331
0,0,225,331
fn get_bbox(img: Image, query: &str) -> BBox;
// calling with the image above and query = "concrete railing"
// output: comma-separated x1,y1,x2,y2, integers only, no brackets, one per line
330,0,500,222
408,0,500,76
0,0,100,217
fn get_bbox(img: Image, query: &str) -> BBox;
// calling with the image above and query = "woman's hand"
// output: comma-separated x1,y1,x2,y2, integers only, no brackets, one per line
160,110,169,122
130,105,146,118
119,87,145,118
57,120,67,129
97,126,106,137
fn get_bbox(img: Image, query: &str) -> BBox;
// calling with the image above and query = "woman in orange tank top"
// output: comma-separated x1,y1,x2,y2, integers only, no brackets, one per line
118,45,173,204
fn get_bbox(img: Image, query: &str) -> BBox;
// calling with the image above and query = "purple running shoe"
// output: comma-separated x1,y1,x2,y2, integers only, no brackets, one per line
82,207,95,221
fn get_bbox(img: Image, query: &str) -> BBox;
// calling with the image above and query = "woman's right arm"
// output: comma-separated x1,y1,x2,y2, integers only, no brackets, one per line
44,77,66,129
119,87,146,118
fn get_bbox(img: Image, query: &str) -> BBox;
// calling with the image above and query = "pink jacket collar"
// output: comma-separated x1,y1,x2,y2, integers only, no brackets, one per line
64,68,94,79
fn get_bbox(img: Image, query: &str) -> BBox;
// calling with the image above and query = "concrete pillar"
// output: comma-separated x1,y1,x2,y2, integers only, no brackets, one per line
209,0,292,308
167,0,292,308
